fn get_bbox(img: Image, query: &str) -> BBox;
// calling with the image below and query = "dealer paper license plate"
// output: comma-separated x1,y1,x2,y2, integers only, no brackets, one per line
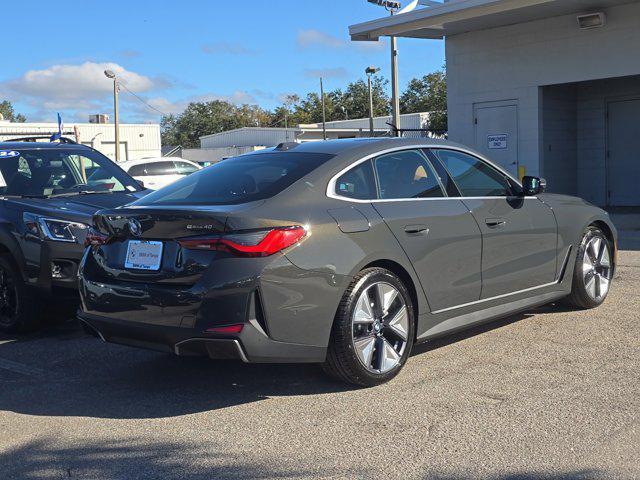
125,240,163,271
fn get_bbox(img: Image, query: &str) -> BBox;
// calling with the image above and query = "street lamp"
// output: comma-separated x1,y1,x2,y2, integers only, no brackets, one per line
367,0,402,137
104,69,121,162
366,66,380,136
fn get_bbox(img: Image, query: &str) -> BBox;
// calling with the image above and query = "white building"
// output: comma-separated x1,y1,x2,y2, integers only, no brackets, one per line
194,112,432,163
350,0,640,207
0,120,161,162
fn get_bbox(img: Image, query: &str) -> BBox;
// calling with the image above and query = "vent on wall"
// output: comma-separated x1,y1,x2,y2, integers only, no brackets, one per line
577,12,606,30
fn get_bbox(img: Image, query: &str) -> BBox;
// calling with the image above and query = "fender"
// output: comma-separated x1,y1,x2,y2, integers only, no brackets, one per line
0,222,29,283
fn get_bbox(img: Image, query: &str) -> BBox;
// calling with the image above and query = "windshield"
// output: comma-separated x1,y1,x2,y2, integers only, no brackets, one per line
0,148,142,198
133,151,333,206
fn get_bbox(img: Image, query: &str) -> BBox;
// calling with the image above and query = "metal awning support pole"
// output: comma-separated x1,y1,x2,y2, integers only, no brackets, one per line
390,34,401,137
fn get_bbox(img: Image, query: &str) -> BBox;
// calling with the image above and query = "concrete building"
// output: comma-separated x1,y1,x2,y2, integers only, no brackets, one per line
350,0,640,207
192,112,433,163
0,120,161,162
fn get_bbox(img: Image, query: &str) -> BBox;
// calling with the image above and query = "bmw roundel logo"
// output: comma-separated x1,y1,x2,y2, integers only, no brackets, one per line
128,218,142,237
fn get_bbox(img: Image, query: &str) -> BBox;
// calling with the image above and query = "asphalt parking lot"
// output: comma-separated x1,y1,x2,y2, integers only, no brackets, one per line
0,251,638,480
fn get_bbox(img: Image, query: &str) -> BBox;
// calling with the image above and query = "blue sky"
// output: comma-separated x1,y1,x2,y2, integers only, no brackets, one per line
1,0,444,123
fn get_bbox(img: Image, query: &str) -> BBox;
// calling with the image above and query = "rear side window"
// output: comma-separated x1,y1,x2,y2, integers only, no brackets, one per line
128,164,146,176
335,160,376,200
145,161,177,176
374,150,444,199
133,152,333,206
432,149,512,197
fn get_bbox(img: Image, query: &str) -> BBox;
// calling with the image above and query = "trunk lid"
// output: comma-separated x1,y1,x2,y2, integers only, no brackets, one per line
86,201,289,285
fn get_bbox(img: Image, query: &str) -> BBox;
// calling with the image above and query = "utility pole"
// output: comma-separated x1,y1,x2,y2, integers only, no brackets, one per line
365,66,380,136
366,0,402,137
104,70,121,162
320,77,327,140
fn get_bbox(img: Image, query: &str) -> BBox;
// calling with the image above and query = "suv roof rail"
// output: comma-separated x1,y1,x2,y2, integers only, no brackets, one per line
1,136,78,144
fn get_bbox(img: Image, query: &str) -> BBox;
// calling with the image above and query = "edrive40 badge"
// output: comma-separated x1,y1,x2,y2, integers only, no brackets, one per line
0,151,20,159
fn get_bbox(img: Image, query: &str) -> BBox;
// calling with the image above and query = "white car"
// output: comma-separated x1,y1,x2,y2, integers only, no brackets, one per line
120,157,202,190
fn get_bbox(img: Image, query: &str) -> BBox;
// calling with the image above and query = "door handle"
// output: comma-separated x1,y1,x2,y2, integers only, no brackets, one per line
485,218,506,228
404,224,429,235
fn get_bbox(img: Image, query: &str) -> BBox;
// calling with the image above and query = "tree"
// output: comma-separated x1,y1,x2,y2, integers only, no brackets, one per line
161,100,271,148
400,69,447,132
0,100,26,122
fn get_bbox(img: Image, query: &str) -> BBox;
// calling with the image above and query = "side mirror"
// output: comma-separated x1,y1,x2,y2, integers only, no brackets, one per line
522,176,547,196
137,180,146,189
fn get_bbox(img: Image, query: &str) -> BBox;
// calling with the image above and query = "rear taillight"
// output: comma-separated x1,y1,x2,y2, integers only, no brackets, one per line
178,226,307,257
84,227,109,247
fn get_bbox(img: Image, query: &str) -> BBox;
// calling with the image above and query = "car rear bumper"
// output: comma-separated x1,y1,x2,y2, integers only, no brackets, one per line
78,311,327,363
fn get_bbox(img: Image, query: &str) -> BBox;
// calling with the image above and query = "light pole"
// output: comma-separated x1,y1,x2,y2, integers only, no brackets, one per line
320,77,327,141
366,66,380,136
104,70,120,162
367,0,402,136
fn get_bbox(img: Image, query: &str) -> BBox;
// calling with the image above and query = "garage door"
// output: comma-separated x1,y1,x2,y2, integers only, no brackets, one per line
608,99,640,206
474,102,519,178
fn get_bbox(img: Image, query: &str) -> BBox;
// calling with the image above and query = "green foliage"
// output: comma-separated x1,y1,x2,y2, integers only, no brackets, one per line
160,69,447,147
161,101,271,148
0,101,27,122
400,69,447,131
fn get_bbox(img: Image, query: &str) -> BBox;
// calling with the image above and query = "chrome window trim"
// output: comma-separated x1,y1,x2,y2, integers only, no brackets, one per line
326,144,528,203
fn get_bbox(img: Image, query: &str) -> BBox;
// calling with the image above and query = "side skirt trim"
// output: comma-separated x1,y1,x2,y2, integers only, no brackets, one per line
418,290,566,341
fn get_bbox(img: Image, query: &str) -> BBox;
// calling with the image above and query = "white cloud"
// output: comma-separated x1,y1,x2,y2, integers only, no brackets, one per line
1,62,158,110
297,29,345,49
303,67,348,79
297,29,385,51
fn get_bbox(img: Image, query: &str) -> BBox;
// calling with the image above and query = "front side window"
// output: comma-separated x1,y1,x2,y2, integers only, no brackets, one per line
134,152,333,206
432,149,512,197
0,148,139,198
374,150,444,199
334,160,376,200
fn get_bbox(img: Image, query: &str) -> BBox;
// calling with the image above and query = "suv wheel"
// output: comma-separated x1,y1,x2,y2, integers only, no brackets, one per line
0,254,39,333
323,268,415,387
565,226,613,309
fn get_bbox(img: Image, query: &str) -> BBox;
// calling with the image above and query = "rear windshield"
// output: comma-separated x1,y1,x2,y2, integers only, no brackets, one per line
132,151,333,206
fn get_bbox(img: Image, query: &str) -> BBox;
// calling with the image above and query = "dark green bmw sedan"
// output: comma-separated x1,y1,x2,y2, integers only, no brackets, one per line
78,138,616,386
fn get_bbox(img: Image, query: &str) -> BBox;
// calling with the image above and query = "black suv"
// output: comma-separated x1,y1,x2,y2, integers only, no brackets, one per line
0,138,146,332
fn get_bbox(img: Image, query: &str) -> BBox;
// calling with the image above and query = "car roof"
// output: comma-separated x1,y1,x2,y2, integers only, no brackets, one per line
252,137,464,156
120,157,199,167
0,141,92,150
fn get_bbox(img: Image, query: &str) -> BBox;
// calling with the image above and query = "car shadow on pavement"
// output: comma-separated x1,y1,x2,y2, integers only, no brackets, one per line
0,320,354,420
0,303,567,421
0,437,605,480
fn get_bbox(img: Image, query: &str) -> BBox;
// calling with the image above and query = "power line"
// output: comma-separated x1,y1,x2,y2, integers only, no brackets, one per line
119,83,168,117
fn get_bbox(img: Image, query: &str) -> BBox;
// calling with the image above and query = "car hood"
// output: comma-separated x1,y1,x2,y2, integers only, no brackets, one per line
5,191,147,224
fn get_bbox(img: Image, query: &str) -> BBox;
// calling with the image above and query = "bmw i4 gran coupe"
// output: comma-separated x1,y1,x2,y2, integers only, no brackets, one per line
78,138,617,386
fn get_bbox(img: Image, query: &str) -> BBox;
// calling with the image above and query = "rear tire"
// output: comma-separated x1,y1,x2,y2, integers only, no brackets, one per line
323,268,415,387
564,226,613,309
0,254,39,333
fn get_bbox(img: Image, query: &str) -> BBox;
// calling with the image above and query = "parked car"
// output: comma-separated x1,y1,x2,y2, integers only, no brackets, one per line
120,157,202,190
0,138,147,332
78,138,617,386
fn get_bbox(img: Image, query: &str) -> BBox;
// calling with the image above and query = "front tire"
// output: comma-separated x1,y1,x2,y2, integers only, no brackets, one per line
565,226,613,309
0,254,39,333
323,268,415,387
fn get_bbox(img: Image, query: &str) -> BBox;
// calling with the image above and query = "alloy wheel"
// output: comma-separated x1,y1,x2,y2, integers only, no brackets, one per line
351,281,409,374
582,236,612,301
